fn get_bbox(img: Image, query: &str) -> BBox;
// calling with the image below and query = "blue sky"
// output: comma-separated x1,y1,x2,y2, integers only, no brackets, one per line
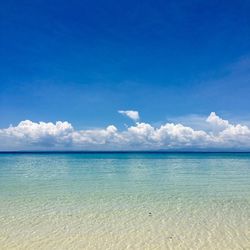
0,0,250,150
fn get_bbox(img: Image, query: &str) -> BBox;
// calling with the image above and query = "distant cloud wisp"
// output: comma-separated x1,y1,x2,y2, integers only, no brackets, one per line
1,111,250,150
118,110,140,121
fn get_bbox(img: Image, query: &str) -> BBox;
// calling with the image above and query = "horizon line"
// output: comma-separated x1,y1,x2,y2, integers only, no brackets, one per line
1,150,250,154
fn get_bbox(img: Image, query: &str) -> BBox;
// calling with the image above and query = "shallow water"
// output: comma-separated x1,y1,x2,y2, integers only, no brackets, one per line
0,153,249,249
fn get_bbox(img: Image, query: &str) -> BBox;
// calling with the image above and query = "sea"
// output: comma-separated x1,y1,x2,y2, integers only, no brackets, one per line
0,152,249,249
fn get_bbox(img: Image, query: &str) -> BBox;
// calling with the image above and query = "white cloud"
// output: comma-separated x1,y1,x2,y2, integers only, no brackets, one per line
206,112,229,129
71,125,118,145
118,110,140,121
1,112,250,150
0,120,73,148
205,112,250,147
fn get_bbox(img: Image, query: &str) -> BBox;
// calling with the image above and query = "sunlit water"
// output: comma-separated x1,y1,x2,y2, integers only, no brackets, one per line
0,153,249,249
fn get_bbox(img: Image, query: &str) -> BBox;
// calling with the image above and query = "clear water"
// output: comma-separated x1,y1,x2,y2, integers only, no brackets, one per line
0,153,249,249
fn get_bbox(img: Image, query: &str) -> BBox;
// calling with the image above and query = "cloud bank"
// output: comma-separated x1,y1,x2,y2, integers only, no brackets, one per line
1,112,250,150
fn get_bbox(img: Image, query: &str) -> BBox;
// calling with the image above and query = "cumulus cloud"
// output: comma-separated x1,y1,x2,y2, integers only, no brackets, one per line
118,110,140,121
1,112,250,150
206,112,230,130
0,120,74,148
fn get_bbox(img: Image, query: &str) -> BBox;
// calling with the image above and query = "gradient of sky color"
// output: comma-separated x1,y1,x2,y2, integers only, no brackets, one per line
0,0,250,150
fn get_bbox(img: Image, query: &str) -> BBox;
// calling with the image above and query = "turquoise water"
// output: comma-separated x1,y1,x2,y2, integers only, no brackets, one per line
0,153,249,249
